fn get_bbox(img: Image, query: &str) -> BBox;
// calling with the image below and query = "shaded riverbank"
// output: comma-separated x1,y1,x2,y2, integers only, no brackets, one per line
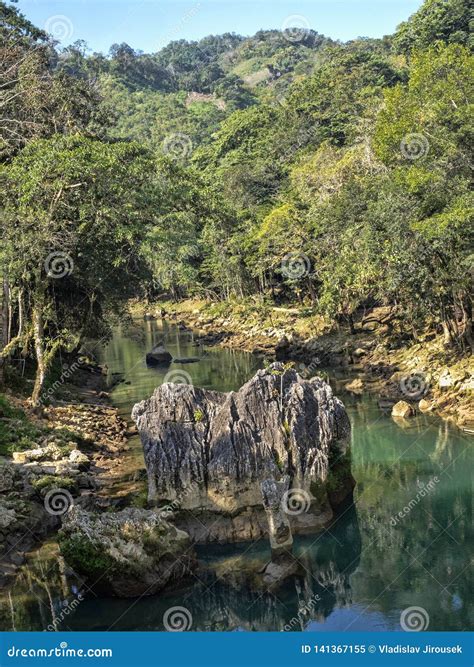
0,358,133,587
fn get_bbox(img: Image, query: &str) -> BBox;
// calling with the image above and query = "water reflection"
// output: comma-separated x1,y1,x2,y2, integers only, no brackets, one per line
0,507,361,632
100,318,262,419
0,320,471,632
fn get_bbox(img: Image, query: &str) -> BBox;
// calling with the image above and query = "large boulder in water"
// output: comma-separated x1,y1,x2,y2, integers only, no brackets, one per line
146,343,172,366
58,506,196,597
132,363,354,544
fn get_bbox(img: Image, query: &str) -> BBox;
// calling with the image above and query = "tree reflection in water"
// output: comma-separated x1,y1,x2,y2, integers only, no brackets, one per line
0,322,471,632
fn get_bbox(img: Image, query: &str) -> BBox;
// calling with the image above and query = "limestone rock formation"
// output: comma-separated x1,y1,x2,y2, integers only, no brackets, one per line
260,477,293,556
132,364,354,544
58,506,196,597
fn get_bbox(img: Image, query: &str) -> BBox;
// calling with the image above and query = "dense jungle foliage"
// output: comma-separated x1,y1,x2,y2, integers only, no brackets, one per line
0,0,472,403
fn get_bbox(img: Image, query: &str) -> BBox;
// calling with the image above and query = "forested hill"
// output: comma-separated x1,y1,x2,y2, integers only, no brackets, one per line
0,0,472,404
70,29,336,150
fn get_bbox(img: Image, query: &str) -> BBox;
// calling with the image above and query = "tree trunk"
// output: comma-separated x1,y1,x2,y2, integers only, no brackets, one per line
17,288,24,338
458,293,472,351
0,275,10,385
2,276,10,347
7,291,12,346
31,290,46,407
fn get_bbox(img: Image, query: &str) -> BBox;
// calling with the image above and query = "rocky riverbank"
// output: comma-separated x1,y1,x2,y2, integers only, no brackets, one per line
0,358,132,587
134,299,473,431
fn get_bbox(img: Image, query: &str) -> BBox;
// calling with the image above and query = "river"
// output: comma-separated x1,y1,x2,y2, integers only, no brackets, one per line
0,318,471,632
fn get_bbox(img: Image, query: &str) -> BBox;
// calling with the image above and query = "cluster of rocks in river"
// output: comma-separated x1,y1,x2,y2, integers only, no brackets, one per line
54,364,353,598
2,361,354,599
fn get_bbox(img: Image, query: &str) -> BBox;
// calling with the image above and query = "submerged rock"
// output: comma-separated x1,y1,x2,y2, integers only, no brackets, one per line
145,343,172,366
132,363,353,544
345,378,364,393
58,506,196,597
391,400,414,419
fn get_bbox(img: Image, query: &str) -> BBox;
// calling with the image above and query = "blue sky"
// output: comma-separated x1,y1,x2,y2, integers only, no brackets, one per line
18,0,423,54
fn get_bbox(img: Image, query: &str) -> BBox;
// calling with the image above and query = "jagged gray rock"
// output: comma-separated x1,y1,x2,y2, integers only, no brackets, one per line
132,364,353,543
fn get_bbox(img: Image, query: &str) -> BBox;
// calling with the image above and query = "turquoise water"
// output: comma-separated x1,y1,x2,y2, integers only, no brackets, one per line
0,319,472,631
